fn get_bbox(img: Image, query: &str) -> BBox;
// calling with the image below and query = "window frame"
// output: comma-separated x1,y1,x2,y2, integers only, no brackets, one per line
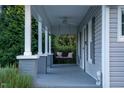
118,6,124,42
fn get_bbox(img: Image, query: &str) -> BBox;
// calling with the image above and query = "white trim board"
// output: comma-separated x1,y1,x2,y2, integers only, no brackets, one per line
101,6,110,88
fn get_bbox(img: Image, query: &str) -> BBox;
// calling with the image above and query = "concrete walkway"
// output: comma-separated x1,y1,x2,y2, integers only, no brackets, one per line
35,64,101,88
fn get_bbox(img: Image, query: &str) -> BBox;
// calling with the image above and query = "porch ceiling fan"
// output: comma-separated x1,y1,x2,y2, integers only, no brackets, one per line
58,16,77,26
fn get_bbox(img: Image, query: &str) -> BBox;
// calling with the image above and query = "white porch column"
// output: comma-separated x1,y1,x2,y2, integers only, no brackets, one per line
48,32,52,54
38,20,43,55
24,5,32,56
45,26,48,55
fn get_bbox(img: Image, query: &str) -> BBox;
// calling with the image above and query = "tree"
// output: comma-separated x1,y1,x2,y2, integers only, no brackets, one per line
53,35,76,52
0,6,38,67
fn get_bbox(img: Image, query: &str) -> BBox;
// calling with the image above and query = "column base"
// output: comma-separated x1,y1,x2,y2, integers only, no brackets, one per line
24,51,32,56
16,55,39,79
47,53,53,67
38,52,43,55
38,54,47,74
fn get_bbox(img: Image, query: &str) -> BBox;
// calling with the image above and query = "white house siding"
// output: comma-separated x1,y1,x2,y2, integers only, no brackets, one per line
109,6,124,87
79,6,102,80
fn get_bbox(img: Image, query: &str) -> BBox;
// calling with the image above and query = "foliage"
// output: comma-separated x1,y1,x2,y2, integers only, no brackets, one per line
0,65,32,88
53,35,76,53
0,6,38,67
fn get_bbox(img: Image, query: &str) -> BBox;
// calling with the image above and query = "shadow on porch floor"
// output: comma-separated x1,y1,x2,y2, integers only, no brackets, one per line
34,64,101,88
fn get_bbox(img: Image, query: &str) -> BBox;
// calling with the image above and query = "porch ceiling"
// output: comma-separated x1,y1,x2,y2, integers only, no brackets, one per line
31,5,90,35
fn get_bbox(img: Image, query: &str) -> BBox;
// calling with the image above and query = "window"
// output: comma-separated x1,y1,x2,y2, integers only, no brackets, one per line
92,17,95,64
118,6,124,42
88,17,95,64
122,11,124,35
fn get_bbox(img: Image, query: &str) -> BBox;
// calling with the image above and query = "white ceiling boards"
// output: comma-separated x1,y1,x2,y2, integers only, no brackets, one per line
31,5,90,35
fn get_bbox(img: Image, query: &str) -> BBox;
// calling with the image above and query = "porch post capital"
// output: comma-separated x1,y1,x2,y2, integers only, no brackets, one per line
38,15,42,22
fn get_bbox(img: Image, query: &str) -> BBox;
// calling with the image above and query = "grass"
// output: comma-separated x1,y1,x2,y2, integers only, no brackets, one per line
0,65,32,88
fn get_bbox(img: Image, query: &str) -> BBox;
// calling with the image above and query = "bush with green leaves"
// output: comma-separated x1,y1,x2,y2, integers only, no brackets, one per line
0,6,38,67
0,66,32,88
53,35,76,53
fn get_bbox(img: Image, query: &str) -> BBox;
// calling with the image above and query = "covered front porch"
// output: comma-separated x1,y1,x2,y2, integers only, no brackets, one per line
16,5,109,88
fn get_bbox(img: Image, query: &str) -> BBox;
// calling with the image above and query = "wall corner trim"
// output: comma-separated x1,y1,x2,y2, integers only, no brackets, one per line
101,5,110,88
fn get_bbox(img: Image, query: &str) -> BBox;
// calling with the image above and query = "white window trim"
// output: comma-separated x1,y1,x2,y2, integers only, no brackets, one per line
88,20,93,64
117,6,124,42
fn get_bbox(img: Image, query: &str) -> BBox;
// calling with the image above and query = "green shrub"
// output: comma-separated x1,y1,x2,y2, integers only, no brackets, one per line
53,35,76,53
0,66,32,88
0,6,38,67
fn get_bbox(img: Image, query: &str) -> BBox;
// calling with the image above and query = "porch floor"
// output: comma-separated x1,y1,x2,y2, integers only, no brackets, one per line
34,64,101,88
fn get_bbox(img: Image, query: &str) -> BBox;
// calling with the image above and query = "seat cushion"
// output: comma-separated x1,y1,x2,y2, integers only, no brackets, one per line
56,52,62,57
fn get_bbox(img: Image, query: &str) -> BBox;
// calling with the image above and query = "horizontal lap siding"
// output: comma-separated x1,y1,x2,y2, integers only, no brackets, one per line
80,6,102,80
110,6,124,87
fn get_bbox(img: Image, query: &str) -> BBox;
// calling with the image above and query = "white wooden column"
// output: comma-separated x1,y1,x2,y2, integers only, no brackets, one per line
45,26,48,55
48,32,52,54
38,20,43,55
24,5,32,56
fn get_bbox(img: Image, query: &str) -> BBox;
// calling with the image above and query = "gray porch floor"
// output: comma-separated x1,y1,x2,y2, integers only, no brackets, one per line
34,64,101,88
